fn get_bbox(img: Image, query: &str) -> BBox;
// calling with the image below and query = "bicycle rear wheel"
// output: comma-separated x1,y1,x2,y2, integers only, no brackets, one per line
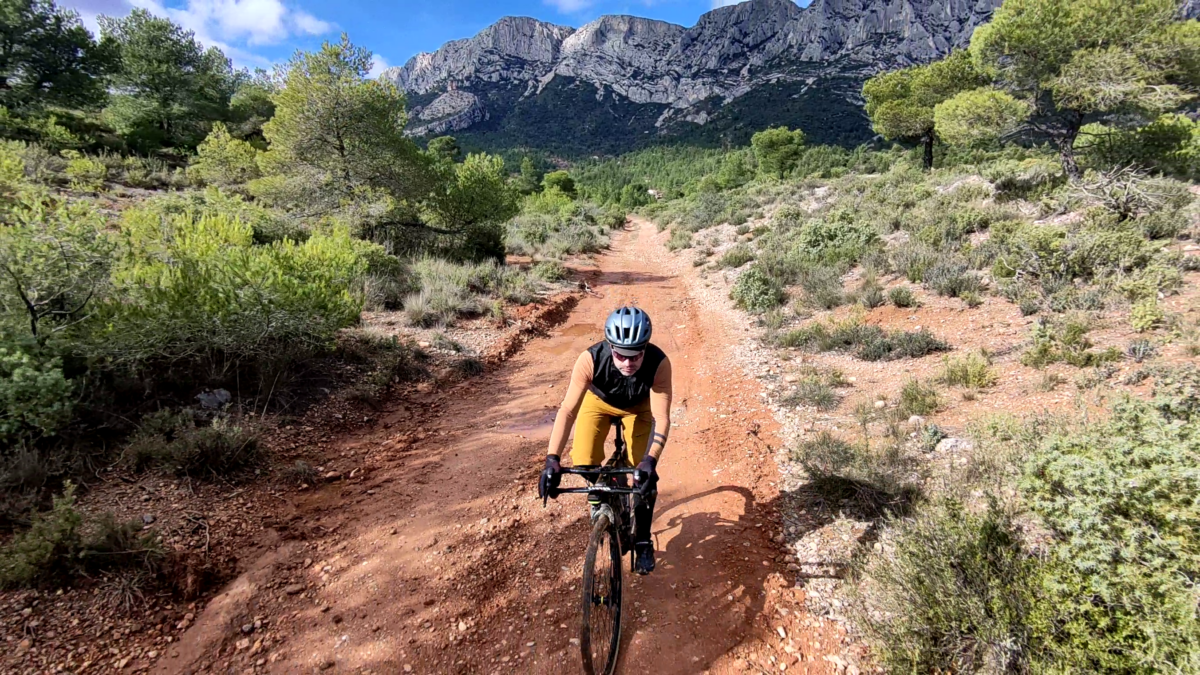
580,512,622,675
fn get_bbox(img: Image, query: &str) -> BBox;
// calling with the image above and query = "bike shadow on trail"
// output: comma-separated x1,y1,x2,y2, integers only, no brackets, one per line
616,484,786,674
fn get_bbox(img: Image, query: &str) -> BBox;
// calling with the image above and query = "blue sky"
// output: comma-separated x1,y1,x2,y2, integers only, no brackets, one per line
58,0,798,73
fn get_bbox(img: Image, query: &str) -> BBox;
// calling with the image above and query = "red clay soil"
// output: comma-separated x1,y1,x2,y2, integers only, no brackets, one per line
155,219,842,675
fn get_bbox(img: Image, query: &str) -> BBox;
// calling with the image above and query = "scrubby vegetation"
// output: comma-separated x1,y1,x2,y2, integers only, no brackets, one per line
855,369,1200,672
2,0,1198,663
0,17,569,593
566,2,1199,666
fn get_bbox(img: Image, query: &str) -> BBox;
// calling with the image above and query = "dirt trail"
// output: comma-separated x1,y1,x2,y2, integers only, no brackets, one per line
158,219,840,674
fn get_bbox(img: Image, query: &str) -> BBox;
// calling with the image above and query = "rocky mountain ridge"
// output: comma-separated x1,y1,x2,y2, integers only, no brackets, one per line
383,0,1004,149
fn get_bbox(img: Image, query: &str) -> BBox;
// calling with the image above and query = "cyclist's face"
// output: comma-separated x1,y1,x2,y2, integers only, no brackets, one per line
612,349,644,376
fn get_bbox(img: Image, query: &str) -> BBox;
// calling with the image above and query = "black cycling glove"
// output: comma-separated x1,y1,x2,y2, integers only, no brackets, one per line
633,455,658,496
539,454,562,503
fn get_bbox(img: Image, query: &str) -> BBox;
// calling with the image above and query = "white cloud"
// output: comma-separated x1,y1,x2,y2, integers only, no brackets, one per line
138,0,333,46
291,9,332,35
368,54,390,79
62,0,333,65
544,0,593,13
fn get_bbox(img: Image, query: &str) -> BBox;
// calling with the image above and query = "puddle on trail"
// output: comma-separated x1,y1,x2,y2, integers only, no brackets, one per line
546,323,598,355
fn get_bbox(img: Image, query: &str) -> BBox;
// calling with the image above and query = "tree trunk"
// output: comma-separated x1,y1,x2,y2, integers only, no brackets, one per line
1056,111,1084,182
922,133,934,171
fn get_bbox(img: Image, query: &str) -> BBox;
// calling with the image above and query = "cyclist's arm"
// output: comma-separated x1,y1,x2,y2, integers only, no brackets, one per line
646,356,673,461
547,351,594,457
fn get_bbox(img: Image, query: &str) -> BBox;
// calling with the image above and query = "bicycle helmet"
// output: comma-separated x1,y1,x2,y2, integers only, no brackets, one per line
604,306,652,352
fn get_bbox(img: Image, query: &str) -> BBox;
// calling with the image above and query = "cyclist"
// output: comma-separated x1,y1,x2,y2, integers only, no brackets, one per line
538,306,672,575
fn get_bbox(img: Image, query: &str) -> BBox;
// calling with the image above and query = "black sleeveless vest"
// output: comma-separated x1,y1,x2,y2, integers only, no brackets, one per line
587,341,666,411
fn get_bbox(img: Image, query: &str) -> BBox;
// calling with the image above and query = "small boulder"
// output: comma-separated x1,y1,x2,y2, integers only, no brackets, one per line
934,437,972,454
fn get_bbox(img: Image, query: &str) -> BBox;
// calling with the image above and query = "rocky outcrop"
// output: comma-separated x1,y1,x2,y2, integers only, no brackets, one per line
381,0,1004,142
388,17,574,94
409,90,487,136
547,16,685,105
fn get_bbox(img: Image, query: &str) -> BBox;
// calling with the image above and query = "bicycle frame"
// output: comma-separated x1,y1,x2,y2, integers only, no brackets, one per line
552,419,642,561
549,418,644,675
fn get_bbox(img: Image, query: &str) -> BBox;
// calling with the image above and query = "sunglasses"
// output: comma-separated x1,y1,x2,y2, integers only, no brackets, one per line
611,349,645,362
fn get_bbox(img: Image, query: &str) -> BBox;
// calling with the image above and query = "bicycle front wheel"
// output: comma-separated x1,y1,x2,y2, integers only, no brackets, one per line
580,512,622,675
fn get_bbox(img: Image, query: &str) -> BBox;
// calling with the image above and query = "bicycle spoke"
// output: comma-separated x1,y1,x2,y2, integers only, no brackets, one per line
581,513,622,675
589,528,614,665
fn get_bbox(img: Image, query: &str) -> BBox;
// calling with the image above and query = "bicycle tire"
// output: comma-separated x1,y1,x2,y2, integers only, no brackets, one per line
580,512,622,675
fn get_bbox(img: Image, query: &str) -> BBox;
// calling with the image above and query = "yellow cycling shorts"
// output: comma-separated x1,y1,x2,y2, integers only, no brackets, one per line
571,391,652,467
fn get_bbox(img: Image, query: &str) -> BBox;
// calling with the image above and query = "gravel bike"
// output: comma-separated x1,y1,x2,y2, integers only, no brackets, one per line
551,419,641,675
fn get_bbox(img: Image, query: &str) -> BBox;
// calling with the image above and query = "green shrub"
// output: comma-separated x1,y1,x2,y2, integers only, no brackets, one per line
1021,317,1121,369
860,378,1200,673
0,346,74,450
0,189,114,344
532,260,567,281
1136,209,1187,240
166,418,262,478
793,432,922,516
777,317,949,361
0,482,162,589
405,254,537,324
1072,168,1193,222
941,352,997,388
983,157,1064,200
504,201,613,259
125,412,262,478
857,329,951,362
100,206,365,366
1126,339,1157,363
61,151,106,191
1022,387,1200,671
1130,297,1164,332
856,274,885,309
796,215,879,266
890,242,939,283
666,228,693,251
853,499,1039,672
597,208,626,230
731,267,784,313
404,282,477,328
924,260,982,298
1117,262,1183,302
1077,114,1200,180
191,122,260,187
798,265,846,310
400,257,537,325
718,244,754,268
918,422,946,452
888,286,917,308
898,380,941,416
0,140,26,190
780,379,839,411
0,482,83,587
120,157,154,188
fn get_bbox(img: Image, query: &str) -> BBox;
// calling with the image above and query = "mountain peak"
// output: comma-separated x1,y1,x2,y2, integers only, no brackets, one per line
384,0,1003,152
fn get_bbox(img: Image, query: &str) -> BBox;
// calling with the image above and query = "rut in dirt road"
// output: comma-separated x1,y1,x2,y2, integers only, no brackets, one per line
160,220,841,675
